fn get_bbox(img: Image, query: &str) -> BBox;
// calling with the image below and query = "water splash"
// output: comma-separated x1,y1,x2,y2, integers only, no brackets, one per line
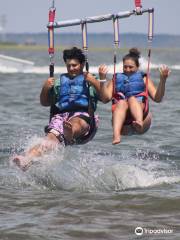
8,140,180,192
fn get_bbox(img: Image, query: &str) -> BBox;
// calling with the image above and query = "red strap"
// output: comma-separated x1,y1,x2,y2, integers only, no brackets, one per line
137,92,149,117
146,49,151,96
48,48,54,54
113,67,116,95
49,8,55,23
48,7,56,54
135,0,142,8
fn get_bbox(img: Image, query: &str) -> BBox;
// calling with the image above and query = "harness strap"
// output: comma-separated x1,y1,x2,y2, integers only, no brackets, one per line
134,0,142,14
135,0,142,8
148,9,154,42
81,21,96,141
48,9,55,55
48,1,56,64
81,22,89,72
81,22,93,115
48,1,56,119
136,91,149,115
144,9,154,111
112,16,120,96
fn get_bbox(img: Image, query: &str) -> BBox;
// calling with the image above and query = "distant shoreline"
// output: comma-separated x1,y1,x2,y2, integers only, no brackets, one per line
0,43,180,51
2,32,180,36
1,32,180,49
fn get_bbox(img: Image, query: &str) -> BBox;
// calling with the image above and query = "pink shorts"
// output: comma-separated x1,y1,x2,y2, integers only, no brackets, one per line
47,111,99,145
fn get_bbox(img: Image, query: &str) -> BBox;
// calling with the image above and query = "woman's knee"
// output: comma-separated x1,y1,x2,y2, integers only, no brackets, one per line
116,100,128,111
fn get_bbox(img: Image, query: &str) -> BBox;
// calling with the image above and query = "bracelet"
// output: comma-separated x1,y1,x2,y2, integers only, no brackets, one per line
99,79,106,82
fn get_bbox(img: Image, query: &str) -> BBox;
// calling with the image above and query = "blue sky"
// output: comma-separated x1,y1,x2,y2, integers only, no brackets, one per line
0,0,180,35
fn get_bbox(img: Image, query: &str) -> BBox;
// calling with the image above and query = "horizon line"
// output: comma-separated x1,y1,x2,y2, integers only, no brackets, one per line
3,32,180,37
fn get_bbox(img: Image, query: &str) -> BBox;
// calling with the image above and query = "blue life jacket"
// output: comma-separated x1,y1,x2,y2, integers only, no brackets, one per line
56,74,89,112
115,71,145,98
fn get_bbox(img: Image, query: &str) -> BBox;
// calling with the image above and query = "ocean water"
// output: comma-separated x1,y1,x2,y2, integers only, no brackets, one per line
0,34,180,239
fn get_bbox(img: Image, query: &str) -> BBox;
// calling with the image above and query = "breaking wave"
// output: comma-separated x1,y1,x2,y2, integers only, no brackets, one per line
0,57,178,74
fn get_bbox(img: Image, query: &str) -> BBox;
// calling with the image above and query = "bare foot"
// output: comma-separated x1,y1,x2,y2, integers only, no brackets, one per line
63,121,74,142
132,121,143,133
13,155,32,171
112,136,121,145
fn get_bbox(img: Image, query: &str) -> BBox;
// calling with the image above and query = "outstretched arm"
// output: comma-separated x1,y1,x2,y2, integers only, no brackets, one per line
148,65,171,102
40,78,55,106
98,64,113,103
84,72,101,94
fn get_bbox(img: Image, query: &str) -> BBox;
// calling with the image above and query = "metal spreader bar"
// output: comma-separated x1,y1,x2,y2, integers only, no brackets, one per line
47,8,153,28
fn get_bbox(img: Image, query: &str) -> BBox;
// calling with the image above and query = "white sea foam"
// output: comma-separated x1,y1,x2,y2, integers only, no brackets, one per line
11,138,180,192
0,54,34,73
0,57,178,74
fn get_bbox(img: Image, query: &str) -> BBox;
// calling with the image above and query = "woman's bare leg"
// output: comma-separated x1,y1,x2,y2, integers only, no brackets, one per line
141,112,152,133
112,100,128,144
128,96,144,133
121,112,152,135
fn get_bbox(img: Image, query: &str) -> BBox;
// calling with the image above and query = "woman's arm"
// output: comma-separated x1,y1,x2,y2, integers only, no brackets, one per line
40,78,55,106
98,64,113,103
84,71,112,103
84,72,101,93
147,65,171,103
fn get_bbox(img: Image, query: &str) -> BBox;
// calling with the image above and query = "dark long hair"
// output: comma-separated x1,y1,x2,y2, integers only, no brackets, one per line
123,48,141,67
